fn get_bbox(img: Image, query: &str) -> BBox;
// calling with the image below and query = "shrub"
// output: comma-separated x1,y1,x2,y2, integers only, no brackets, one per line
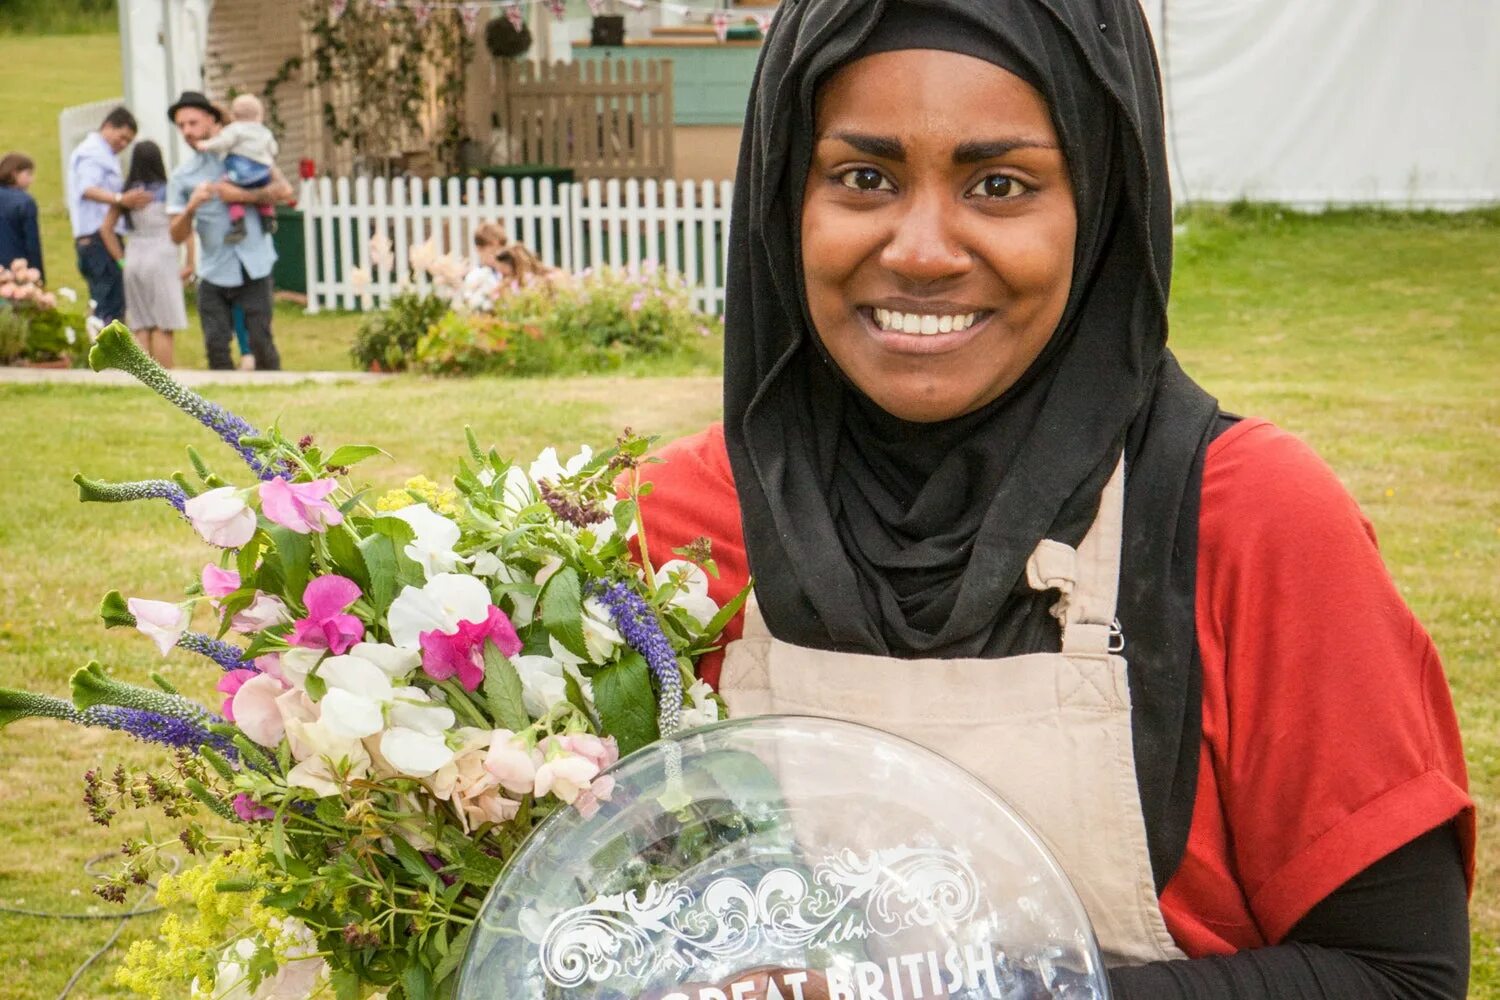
0,260,89,364
348,291,447,371
411,265,721,377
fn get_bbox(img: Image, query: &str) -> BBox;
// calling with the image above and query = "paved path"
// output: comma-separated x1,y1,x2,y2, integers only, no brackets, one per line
0,366,387,387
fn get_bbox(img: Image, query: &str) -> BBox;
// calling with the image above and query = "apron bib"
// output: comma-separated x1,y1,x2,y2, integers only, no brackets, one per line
717,459,1187,967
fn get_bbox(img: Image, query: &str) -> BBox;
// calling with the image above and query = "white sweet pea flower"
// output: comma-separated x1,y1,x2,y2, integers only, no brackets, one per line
379,504,463,579
387,573,493,649
348,641,421,681
380,688,459,777
680,678,722,730
127,598,190,656
528,445,593,487
658,560,719,628
277,646,326,690
183,486,258,549
581,596,624,663
512,654,569,717
284,716,370,797
500,464,534,511
468,551,503,578
316,654,396,739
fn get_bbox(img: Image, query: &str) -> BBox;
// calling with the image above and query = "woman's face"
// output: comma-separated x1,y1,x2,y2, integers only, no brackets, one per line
801,49,1076,423
14,169,33,191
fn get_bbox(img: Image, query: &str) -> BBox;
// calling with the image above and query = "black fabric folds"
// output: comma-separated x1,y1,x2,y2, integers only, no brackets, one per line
722,0,1221,888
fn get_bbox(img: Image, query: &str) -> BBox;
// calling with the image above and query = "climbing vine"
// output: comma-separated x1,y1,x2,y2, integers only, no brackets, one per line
302,1,474,175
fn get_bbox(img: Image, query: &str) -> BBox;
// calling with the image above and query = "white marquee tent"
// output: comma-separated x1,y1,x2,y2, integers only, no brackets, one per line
105,0,1500,208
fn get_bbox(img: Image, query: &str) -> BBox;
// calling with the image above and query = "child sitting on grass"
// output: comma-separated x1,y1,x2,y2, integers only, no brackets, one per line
199,94,279,244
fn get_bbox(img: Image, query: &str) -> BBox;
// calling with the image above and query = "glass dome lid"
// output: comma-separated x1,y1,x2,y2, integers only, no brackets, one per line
459,716,1109,999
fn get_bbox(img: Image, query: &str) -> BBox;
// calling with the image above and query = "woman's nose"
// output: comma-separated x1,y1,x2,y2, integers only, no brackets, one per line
878,194,972,284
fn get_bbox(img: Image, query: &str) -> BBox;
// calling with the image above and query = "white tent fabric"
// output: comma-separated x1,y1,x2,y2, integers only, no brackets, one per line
1142,0,1500,208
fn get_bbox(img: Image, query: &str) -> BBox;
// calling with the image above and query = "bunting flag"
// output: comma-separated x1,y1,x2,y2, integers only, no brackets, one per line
504,2,524,30
710,10,730,42
547,0,567,21
752,11,773,35
619,0,646,11
586,0,606,14
369,0,393,10
459,1,482,33
411,0,434,27
329,0,349,22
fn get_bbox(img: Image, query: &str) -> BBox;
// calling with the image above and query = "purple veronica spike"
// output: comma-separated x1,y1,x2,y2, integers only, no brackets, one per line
81,705,237,758
590,581,683,736
177,632,250,672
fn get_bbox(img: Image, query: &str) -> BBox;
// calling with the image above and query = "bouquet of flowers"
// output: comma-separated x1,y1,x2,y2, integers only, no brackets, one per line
0,323,744,999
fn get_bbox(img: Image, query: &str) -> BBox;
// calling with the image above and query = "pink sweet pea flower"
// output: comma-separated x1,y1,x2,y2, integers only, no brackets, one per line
573,774,616,819
232,793,276,822
289,575,364,654
216,668,259,720
259,478,344,534
419,605,521,692
127,598,190,656
557,733,619,773
484,729,542,796
231,593,291,634
232,672,291,747
202,564,241,600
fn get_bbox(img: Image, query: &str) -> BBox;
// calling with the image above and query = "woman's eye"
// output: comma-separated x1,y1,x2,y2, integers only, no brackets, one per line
967,174,1028,200
837,168,893,192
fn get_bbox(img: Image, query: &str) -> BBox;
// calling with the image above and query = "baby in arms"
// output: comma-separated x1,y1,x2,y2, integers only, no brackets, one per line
199,93,280,244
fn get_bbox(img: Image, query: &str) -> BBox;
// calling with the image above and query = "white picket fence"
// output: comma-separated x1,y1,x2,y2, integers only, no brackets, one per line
298,175,736,315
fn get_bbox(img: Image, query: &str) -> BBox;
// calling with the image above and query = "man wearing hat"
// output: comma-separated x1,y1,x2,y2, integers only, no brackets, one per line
166,91,293,371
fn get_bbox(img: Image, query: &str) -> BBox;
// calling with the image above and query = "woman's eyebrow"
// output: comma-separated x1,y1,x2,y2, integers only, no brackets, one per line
820,131,1059,164
823,131,906,161
953,138,1059,163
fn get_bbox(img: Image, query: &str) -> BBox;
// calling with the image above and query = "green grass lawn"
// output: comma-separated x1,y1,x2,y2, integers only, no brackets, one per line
0,208,1496,997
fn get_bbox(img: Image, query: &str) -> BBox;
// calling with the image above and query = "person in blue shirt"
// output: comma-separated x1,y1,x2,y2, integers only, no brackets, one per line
0,153,43,282
66,106,151,325
165,91,293,371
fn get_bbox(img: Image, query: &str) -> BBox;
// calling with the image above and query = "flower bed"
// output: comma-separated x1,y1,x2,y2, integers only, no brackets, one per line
349,237,720,377
0,258,90,366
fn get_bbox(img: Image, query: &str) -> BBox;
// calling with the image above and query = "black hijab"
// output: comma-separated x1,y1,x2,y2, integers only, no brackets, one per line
723,0,1223,888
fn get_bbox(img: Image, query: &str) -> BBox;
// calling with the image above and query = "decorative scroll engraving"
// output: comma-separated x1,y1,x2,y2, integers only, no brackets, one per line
539,846,979,987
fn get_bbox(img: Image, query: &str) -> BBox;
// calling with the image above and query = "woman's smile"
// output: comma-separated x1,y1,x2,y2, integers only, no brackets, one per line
857,303,994,354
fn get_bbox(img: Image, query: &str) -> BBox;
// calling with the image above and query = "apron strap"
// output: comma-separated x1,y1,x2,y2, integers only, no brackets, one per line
1025,457,1126,656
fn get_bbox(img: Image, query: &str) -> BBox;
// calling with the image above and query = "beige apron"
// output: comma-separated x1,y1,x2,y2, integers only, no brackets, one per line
717,459,1187,967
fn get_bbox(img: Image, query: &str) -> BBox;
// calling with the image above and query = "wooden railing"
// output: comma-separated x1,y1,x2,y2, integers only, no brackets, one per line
496,59,675,181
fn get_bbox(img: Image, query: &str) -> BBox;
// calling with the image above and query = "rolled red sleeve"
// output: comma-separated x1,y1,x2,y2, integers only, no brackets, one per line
1163,419,1473,954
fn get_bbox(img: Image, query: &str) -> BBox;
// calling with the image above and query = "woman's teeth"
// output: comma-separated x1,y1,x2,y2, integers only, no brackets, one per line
871,308,979,335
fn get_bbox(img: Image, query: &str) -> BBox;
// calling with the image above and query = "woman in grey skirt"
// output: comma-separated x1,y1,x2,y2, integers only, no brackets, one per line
100,141,189,367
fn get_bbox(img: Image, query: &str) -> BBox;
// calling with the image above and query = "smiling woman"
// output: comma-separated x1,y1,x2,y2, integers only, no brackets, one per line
628,1,1474,999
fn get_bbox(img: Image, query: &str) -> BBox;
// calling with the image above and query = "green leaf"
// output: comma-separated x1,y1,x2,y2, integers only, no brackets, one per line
465,427,485,465
325,444,387,468
481,644,530,731
236,534,269,587
357,533,400,618
403,963,433,1000
432,924,473,986
612,498,638,535
370,516,424,585
270,811,289,867
267,526,313,604
331,969,362,1000
98,590,135,629
391,837,442,892
593,652,660,757
540,567,588,661
698,581,752,648
326,524,370,592
564,669,593,721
